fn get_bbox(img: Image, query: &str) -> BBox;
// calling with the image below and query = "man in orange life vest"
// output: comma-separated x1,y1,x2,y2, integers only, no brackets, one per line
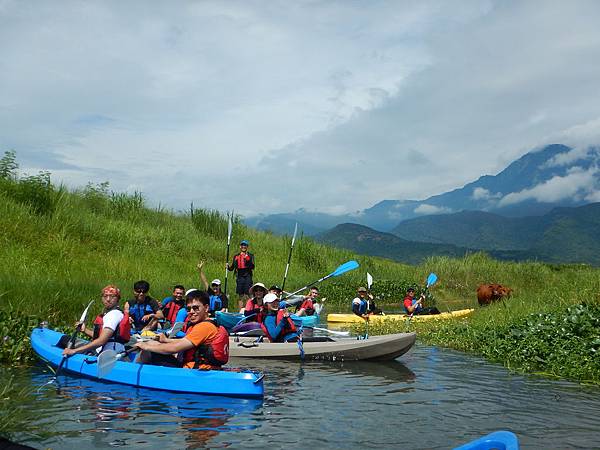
226,240,255,310
62,285,131,357
134,290,229,369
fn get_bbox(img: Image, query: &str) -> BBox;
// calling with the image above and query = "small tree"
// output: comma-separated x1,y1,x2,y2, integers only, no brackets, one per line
0,150,18,180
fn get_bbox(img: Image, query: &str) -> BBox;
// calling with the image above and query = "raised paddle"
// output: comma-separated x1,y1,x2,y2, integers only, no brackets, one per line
283,260,360,298
55,299,94,377
281,222,298,291
224,212,233,296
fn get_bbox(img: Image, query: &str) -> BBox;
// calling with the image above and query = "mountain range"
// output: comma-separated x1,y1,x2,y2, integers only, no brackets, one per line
246,143,600,265
246,144,600,234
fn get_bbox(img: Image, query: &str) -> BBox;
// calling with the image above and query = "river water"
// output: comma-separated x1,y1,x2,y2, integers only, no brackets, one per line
4,344,600,449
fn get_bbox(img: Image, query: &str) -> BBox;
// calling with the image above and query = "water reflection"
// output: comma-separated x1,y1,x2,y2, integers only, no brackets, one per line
25,367,263,449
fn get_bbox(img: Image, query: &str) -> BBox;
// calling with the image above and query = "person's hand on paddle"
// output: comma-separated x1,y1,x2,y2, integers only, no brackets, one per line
158,333,169,343
74,321,86,333
62,347,78,357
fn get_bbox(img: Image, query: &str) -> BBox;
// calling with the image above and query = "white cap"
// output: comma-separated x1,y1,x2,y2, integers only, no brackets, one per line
263,293,280,304
211,279,221,285
185,288,198,296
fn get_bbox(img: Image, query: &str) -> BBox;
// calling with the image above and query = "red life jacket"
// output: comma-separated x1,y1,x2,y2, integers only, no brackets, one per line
182,320,229,368
163,299,183,324
297,299,315,316
260,309,297,342
93,307,131,344
234,253,251,269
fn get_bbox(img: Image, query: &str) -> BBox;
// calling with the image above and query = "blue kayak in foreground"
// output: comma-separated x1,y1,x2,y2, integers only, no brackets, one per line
454,430,520,450
31,327,264,398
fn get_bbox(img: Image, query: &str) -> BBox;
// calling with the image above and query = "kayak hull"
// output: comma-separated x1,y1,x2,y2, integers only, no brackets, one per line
31,327,263,398
216,311,319,329
229,332,416,361
327,309,475,324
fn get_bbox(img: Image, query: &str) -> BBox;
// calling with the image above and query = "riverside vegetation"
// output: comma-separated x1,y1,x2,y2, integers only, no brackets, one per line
1,150,599,385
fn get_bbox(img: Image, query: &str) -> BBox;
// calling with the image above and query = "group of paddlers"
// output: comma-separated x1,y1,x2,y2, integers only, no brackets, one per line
60,239,321,371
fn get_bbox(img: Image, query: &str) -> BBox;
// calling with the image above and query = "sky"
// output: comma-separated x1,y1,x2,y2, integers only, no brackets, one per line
2,0,600,217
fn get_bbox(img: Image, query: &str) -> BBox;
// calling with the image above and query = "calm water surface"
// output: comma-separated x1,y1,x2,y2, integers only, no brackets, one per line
5,344,600,449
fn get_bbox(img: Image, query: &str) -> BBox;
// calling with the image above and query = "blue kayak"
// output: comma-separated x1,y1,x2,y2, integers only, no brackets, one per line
31,327,264,398
454,431,520,450
216,311,319,330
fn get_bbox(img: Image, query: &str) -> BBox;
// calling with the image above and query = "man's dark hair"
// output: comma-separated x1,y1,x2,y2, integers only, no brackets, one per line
186,289,210,306
407,288,415,293
134,280,150,293
173,284,185,291
310,286,319,292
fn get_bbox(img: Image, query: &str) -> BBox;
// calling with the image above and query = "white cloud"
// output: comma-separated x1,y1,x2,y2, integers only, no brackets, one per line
413,204,452,215
471,187,501,201
1,1,600,215
499,166,599,207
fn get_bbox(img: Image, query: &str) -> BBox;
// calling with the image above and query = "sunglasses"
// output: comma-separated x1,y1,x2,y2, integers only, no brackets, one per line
134,289,147,294
211,284,220,287
185,305,202,312
101,294,118,299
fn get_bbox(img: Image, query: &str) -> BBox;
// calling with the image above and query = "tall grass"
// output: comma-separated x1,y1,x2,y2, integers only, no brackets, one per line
2,150,600,382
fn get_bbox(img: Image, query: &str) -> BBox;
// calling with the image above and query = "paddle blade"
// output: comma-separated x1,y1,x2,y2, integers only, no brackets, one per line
167,321,184,337
291,222,298,246
79,299,94,323
332,260,359,277
97,350,117,379
367,272,373,289
426,273,438,288
227,213,233,243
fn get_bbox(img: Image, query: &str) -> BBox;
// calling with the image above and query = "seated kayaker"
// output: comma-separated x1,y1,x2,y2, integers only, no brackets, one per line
62,285,131,357
295,286,319,316
134,290,229,369
198,260,229,315
260,293,300,342
242,282,267,322
124,280,164,333
352,287,381,319
161,284,186,327
403,288,440,315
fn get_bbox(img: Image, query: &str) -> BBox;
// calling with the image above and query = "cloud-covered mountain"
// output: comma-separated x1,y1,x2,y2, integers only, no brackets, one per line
245,143,600,234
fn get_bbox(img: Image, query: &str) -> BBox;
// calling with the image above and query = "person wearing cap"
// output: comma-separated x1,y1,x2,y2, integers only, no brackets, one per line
160,285,186,327
124,280,163,333
260,293,300,343
226,240,255,309
352,286,377,319
403,288,440,315
62,285,131,357
198,260,229,315
243,282,267,322
295,286,319,317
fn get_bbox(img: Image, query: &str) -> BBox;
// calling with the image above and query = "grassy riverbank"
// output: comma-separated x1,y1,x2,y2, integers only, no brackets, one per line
1,150,599,384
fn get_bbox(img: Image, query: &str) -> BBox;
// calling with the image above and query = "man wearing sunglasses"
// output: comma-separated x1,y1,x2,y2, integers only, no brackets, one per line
124,280,163,333
198,260,229,315
135,290,229,370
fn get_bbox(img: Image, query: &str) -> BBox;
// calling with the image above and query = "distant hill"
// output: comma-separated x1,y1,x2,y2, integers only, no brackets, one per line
245,143,600,233
320,204,600,265
314,223,471,265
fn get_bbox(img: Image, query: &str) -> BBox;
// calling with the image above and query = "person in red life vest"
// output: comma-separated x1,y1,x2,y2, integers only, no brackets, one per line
160,284,186,327
243,282,267,322
403,288,440,315
226,240,255,310
135,290,229,369
62,285,131,357
198,260,229,315
295,286,319,316
260,293,300,343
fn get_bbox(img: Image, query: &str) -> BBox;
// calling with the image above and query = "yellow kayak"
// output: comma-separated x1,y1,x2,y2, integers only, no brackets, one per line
327,309,475,324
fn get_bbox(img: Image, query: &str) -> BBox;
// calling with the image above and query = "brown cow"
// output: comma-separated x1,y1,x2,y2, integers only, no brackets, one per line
477,283,513,306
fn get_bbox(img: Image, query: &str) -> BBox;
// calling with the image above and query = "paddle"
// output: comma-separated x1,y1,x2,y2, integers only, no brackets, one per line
55,300,94,377
311,326,350,337
284,260,360,298
166,321,184,337
224,212,233,296
97,347,137,379
281,222,298,291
